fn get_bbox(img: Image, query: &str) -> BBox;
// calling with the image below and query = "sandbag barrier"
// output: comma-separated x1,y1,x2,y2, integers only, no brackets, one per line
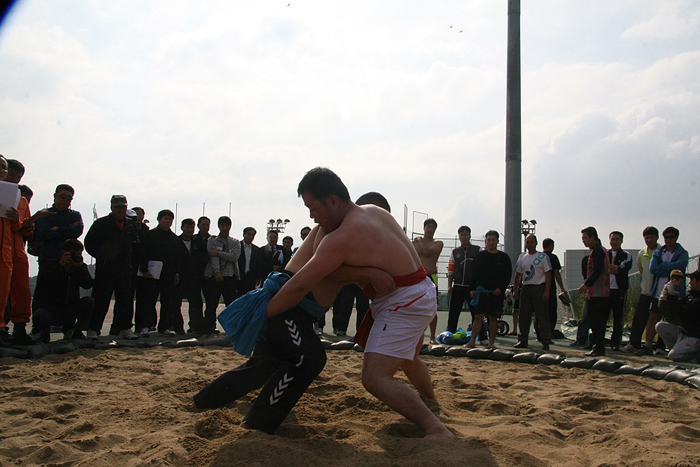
2,338,700,391
0,336,232,360
318,340,700,391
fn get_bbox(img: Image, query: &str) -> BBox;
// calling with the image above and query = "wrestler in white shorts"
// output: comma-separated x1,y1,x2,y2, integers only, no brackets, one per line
364,277,437,360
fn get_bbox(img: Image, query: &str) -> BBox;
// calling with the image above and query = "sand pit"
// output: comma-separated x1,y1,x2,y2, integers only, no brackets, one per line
1,347,699,467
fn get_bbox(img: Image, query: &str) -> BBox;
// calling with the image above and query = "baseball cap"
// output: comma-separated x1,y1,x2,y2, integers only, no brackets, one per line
686,270,700,280
670,269,685,279
110,195,128,207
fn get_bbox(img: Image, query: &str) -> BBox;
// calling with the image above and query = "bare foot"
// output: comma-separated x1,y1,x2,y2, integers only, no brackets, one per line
429,339,438,345
464,342,475,349
487,344,497,349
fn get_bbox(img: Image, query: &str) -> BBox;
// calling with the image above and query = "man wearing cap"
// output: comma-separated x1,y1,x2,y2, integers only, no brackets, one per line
84,195,139,340
655,270,700,362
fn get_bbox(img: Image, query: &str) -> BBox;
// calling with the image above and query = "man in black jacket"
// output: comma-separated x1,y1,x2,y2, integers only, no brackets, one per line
135,209,181,337
236,226,263,298
31,239,94,342
175,218,208,334
656,270,700,362
468,230,512,348
446,225,481,334
85,195,139,340
607,231,633,350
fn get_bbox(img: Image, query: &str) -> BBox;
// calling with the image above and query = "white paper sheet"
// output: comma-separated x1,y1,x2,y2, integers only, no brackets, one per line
0,181,20,219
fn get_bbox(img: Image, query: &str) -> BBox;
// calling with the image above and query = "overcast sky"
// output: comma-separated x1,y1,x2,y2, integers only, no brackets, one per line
1,0,698,277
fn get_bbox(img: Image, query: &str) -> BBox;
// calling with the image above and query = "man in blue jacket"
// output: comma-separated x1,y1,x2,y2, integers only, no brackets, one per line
636,226,689,355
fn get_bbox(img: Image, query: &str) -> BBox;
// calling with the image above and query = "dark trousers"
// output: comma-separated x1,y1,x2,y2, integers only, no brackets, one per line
202,276,237,334
175,278,203,333
90,268,133,335
518,284,551,344
236,272,257,299
628,294,655,348
576,300,590,344
609,288,626,346
33,296,95,340
447,285,482,339
587,296,611,352
135,278,177,333
193,307,326,434
332,284,369,332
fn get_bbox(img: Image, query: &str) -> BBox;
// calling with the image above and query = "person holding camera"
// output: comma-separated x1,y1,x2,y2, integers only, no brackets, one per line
31,239,95,342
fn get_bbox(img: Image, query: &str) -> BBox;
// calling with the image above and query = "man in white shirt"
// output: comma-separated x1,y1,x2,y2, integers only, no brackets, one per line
513,234,552,351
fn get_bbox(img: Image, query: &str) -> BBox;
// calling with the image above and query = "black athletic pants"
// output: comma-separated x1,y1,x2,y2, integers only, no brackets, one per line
193,307,326,434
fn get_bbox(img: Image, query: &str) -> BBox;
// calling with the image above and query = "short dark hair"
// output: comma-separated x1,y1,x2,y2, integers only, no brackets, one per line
157,209,175,220
458,225,471,234
181,218,195,227
243,226,257,235
218,216,232,227
297,167,350,202
62,239,84,252
267,229,279,237
581,226,598,240
609,231,624,241
642,226,659,237
7,159,25,176
19,185,33,200
663,226,679,238
424,218,437,228
283,236,293,243
542,238,554,249
355,192,391,212
198,216,210,225
132,206,144,214
55,184,74,194
485,230,499,241
300,226,311,234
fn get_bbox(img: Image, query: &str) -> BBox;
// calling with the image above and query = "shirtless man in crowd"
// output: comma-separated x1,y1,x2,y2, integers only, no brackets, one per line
266,167,453,439
412,218,443,344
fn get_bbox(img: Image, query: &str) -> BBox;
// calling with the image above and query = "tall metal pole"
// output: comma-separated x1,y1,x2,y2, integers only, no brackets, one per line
504,0,522,277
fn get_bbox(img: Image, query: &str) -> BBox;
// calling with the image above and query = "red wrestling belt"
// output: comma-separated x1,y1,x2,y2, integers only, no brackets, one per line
354,266,427,348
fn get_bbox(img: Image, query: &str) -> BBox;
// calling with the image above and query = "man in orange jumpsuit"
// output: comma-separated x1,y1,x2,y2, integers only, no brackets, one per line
0,156,26,346
4,159,33,344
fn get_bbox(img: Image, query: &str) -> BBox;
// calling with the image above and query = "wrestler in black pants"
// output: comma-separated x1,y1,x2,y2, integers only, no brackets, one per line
193,307,326,434
587,297,611,353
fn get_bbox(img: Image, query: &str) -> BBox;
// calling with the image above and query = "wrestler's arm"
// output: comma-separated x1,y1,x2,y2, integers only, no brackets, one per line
266,233,347,317
327,265,394,290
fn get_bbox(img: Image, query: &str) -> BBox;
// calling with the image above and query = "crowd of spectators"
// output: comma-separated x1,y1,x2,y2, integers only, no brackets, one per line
0,154,697,364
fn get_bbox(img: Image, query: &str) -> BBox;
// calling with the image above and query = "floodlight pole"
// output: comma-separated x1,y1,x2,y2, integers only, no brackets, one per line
504,0,522,279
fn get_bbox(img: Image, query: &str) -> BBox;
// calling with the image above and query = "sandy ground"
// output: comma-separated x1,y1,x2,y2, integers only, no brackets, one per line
1,344,699,467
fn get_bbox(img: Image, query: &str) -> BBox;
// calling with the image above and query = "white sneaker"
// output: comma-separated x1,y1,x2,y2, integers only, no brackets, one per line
139,327,151,337
119,329,139,340
86,330,99,341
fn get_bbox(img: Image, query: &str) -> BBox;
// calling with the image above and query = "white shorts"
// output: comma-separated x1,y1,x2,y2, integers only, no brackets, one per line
364,277,437,360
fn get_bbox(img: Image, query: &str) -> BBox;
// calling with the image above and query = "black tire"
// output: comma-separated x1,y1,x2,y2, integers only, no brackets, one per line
497,320,510,336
